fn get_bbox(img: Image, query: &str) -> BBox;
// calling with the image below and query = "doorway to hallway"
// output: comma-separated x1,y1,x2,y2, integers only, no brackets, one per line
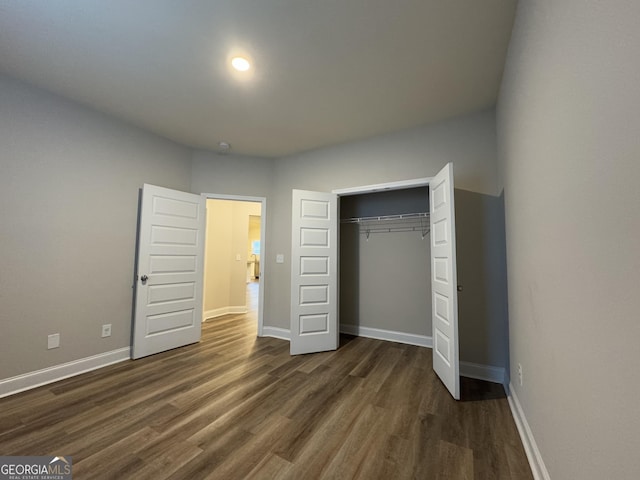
201,194,267,337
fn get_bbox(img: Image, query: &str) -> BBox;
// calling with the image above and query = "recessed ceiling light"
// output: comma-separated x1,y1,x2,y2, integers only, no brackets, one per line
231,57,251,72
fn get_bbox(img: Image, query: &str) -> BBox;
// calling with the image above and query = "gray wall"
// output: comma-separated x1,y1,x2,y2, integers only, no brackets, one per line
264,109,508,368
0,75,192,379
190,151,274,199
340,228,431,336
497,0,640,478
455,189,509,369
190,151,275,322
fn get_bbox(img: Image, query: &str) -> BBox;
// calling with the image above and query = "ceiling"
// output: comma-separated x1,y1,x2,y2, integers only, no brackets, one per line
0,0,517,158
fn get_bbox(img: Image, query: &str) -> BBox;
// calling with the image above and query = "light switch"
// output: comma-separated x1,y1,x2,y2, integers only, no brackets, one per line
48,333,60,349
236,254,241,261
276,254,284,264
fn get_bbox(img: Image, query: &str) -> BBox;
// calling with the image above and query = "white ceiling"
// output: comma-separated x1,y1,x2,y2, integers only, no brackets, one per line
0,0,516,158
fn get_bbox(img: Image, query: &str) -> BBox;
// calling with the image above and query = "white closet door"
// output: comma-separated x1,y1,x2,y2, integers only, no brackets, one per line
430,163,460,399
290,189,339,355
132,184,205,359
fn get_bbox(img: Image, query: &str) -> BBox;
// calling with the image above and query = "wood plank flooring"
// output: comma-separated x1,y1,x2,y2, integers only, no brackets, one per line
0,284,533,479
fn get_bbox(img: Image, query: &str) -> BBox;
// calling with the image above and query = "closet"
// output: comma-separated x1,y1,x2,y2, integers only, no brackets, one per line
290,163,460,399
339,187,432,340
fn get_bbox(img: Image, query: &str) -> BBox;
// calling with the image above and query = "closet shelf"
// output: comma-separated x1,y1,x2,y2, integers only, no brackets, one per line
341,212,430,238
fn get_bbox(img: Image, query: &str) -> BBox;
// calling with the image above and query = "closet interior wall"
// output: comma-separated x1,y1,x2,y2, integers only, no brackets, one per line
339,187,431,337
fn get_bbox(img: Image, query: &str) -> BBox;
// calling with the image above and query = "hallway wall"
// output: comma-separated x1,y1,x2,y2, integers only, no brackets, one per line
203,199,261,318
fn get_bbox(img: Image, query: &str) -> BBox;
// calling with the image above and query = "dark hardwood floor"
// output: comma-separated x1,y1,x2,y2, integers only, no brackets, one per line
0,283,532,479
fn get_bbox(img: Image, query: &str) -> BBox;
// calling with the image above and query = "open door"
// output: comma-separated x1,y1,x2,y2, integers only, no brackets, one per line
430,163,460,399
132,184,205,359
290,189,338,355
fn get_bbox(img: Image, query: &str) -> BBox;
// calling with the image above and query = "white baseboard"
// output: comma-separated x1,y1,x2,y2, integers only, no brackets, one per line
459,361,506,384
507,383,551,480
261,324,432,347
261,326,291,341
259,324,505,385
340,324,433,348
204,306,248,320
0,347,131,399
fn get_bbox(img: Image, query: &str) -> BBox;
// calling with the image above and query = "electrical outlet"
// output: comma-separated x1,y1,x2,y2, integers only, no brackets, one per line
517,363,523,386
276,254,284,264
236,254,241,261
48,333,60,350
101,324,112,338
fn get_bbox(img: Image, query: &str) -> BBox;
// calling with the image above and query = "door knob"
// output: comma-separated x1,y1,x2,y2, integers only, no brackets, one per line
141,275,148,284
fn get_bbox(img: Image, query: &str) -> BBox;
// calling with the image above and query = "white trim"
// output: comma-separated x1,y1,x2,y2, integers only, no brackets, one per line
0,347,130,399
204,306,248,320
332,177,432,196
259,325,506,388
201,193,266,203
507,384,551,480
459,361,505,384
261,326,291,341
201,193,267,336
257,199,266,337
340,324,433,348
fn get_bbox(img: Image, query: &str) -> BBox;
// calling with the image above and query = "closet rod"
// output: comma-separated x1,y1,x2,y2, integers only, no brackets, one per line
341,212,430,239
340,212,429,224
357,226,430,234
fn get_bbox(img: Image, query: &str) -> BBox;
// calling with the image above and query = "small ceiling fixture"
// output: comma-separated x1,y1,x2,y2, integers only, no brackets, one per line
218,141,231,154
231,56,251,72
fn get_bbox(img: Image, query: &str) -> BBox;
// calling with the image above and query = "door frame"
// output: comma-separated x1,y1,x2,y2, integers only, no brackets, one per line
332,177,432,196
332,172,460,399
331,176,432,336
201,193,267,337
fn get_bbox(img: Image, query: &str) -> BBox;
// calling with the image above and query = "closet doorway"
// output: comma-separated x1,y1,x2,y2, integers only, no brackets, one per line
339,187,431,345
290,163,459,398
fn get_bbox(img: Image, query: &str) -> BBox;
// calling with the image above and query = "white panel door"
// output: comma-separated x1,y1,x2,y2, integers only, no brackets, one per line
430,163,460,399
290,190,338,355
132,184,205,359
